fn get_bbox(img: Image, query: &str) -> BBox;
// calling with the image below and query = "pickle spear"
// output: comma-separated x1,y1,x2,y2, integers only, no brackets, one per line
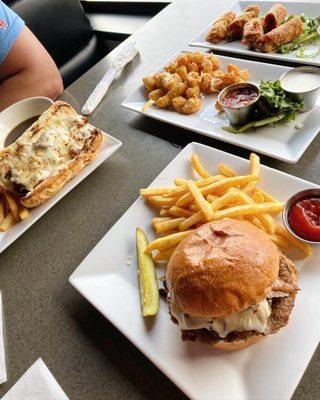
136,227,159,317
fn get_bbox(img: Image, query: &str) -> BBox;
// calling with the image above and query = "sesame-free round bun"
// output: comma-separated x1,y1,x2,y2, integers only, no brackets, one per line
212,334,263,351
166,219,279,318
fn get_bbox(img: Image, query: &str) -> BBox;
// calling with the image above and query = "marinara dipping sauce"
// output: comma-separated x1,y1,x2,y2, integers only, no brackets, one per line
289,196,320,242
222,87,258,108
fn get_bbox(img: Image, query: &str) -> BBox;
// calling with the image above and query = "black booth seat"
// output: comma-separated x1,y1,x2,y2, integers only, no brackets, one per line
4,0,115,87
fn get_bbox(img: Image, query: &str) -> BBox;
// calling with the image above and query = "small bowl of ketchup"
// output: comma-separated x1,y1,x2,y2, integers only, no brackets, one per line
283,188,320,244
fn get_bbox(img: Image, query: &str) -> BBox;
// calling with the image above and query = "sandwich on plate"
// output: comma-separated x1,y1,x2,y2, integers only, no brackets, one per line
0,101,103,208
166,218,298,350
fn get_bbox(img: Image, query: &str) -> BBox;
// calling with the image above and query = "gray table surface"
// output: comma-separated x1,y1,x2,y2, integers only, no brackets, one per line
1,0,320,399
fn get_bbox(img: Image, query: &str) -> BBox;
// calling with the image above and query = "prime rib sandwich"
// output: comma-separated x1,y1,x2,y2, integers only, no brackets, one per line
166,219,298,350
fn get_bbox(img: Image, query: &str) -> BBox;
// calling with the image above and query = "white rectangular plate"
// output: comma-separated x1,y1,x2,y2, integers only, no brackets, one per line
122,51,320,163
190,0,320,66
0,129,122,254
70,142,320,400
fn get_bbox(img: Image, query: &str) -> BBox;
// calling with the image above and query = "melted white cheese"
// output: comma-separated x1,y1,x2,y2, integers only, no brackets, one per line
170,297,270,338
0,114,92,192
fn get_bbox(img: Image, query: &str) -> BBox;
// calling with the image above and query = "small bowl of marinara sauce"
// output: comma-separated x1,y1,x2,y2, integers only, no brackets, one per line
283,189,320,244
218,82,260,126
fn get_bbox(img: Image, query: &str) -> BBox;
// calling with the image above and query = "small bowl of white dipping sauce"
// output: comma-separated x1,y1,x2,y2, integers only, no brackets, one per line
280,66,320,112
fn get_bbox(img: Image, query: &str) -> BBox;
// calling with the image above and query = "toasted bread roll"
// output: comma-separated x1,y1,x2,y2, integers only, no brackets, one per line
0,101,103,208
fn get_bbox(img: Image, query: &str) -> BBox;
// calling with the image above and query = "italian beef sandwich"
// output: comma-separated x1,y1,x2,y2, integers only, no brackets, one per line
166,219,298,351
0,101,103,208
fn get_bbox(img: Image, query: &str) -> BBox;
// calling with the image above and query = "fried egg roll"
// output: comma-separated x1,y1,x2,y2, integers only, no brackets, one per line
264,3,287,32
244,5,260,17
227,5,260,40
242,17,265,47
255,16,302,53
206,11,236,43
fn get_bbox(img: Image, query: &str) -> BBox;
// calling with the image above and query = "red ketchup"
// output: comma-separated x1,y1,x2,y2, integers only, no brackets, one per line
289,196,320,242
222,87,258,108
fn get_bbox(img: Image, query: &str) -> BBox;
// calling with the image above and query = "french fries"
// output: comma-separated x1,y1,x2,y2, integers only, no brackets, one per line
212,202,284,220
19,207,30,221
153,247,176,262
162,175,224,199
191,153,211,178
0,191,30,232
4,192,19,219
140,187,176,197
169,206,193,218
152,217,170,228
218,163,236,177
179,211,203,231
206,194,219,203
234,188,275,234
147,196,176,207
176,175,257,207
252,191,265,204
244,153,260,194
245,215,266,232
179,189,241,231
146,230,194,253
275,225,312,257
154,217,185,234
186,180,213,221
254,188,278,203
140,152,312,261
269,234,290,250
159,208,171,217
0,213,16,232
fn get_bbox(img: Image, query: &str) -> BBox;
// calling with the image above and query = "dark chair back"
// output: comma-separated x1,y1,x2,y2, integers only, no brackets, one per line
4,0,107,86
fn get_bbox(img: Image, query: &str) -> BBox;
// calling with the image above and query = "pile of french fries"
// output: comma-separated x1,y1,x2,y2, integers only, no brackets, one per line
0,191,29,232
140,153,312,261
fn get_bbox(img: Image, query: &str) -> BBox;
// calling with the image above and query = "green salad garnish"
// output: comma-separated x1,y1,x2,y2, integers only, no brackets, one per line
258,80,303,121
222,80,303,133
277,14,320,55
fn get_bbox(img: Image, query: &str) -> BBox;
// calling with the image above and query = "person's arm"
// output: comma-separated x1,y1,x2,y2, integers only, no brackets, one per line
0,26,63,111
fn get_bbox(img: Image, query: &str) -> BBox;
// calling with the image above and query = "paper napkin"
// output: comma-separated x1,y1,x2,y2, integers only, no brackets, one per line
2,358,69,400
0,291,6,384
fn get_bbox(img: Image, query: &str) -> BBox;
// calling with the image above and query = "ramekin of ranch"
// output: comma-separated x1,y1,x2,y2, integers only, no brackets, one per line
280,66,320,112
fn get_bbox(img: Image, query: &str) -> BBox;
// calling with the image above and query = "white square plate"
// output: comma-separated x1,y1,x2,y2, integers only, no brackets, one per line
122,51,320,163
0,129,122,254
70,142,320,400
190,0,320,66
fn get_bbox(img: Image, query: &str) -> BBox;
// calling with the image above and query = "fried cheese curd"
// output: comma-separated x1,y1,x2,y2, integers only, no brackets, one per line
143,53,250,115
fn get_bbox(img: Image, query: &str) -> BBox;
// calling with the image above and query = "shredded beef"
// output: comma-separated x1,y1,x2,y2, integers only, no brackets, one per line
267,290,289,299
181,329,258,344
271,254,297,294
279,254,297,284
265,296,294,335
182,329,220,344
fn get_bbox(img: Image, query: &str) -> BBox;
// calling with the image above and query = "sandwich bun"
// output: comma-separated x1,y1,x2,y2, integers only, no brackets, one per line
213,334,263,351
166,218,279,318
